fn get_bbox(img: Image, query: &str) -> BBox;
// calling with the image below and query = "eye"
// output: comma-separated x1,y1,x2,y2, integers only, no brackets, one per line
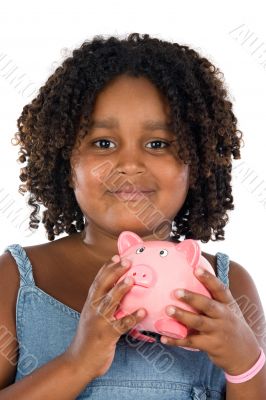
91,139,172,150
146,140,170,150
136,247,145,254
92,139,115,149
159,249,168,257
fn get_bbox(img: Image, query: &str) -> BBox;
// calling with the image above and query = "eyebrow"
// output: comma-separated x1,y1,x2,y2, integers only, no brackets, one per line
88,117,174,131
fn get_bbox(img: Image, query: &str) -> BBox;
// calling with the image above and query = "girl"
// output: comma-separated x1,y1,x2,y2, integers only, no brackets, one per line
0,33,265,399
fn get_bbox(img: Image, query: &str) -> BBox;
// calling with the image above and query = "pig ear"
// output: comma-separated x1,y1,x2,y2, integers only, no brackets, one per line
117,231,144,255
175,239,201,269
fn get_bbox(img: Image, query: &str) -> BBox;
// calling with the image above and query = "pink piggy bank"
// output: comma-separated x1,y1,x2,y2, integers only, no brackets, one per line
114,231,215,349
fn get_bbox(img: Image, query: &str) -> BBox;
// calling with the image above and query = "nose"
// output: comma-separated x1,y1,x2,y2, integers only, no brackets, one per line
116,145,146,175
128,264,156,287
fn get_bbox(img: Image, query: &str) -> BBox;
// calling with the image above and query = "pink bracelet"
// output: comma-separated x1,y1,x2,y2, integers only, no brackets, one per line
224,347,265,383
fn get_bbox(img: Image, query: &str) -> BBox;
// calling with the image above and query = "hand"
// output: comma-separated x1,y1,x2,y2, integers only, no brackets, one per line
65,255,146,380
161,267,261,375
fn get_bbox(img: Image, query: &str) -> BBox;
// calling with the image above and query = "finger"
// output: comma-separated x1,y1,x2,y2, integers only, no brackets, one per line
194,267,234,304
91,257,132,299
165,305,215,333
160,332,209,351
112,307,147,337
95,276,135,319
174,288,224,318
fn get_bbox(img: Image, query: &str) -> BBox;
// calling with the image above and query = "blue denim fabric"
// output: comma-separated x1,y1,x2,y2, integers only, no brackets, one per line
5,244,229,399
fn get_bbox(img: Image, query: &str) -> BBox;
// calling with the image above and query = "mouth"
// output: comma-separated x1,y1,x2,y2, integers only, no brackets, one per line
109,190,155,201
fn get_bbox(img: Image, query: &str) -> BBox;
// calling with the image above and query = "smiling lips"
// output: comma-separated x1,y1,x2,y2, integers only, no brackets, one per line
109,186,155,201
114,191,154,201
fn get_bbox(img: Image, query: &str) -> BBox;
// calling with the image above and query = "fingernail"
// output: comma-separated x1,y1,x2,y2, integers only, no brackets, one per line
121,259,130,267
112,254,120,263
137,309,146,317
167,305,175,315
195,267,205,276
124,276,133,285
175,289,185,298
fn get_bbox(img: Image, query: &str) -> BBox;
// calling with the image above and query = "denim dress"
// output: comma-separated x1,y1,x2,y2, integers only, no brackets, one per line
4,244,230,399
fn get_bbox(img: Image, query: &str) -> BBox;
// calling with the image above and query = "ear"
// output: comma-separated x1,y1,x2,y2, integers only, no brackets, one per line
68,175,73,189
175,239,201,270
68,168,76,189
117,231,144,255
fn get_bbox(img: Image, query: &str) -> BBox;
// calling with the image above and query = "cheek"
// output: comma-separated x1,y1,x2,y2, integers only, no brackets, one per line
166,165,190,207
71,157,100,188
166,164,190,192
72,164,88,189
178,164,190,189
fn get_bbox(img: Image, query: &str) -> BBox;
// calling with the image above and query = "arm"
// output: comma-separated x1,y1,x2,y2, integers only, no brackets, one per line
226,363,266,399
0,252,94,399
226,260,266,399
0,251,146,399
0,353,95,400
158,256,266,399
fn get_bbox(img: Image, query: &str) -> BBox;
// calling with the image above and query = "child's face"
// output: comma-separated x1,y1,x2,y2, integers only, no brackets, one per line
70,74,190,239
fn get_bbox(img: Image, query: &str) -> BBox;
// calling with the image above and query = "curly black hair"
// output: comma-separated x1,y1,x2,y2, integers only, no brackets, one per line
12,32,244,242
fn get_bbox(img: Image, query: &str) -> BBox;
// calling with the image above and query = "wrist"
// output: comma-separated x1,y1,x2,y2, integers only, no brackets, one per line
223,343,261,376
62,350,97,382
224,346,265,384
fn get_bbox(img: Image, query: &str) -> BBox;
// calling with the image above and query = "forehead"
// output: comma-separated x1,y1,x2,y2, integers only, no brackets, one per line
88,116,174,132
86,75,173,122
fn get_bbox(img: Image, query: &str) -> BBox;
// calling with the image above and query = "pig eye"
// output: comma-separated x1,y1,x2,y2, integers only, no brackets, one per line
159,249,168,257
136,247,145,254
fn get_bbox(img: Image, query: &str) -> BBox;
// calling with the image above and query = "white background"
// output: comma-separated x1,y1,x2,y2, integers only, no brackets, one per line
0,1,265,314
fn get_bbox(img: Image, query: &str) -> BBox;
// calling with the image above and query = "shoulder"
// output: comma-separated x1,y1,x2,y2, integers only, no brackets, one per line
0,237,73,387
0,236,69,293
0,251,20,387
21,233,78,264
225,257,266,352
227,258,265,318
0,250,20,303
203,251,266,352
228,259,266,319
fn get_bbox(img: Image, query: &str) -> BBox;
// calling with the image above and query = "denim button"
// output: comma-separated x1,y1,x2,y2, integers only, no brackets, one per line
191,385,207,399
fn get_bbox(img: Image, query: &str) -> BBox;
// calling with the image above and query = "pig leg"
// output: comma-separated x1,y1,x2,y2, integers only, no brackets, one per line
155,320,200,351
154,318,188,339
128,328,156,343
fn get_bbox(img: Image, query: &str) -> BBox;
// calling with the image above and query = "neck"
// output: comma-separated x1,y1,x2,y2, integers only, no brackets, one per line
78,221,173,263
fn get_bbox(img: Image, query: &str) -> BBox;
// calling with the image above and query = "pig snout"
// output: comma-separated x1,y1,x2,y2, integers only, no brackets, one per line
128,264,156,288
